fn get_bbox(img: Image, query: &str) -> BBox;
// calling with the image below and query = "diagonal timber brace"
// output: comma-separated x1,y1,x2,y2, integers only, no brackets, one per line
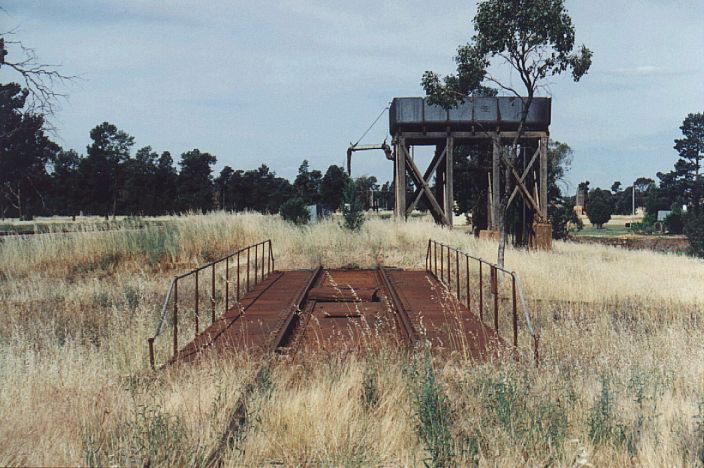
407,145,446,215
401,145,449,225
507,146,540,208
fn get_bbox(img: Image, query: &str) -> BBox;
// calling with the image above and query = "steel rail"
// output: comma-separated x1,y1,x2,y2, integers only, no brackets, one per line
203,266,322,468
378,267,418,347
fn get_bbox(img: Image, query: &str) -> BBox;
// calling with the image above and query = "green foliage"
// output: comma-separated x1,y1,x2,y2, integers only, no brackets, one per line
586,188,613,229
0,83,60,219
293,160,322,205
177,149,217,213
320,165,351,211
549,196,582,239
278,197,310,225
82,122,135,218
685,210,704,258
588,377,630,448
664,205,685,234
406,355,454,467
83,402,187,467
341,181,365,231
422,0,592,108
674,112,704,206
474,369,568,458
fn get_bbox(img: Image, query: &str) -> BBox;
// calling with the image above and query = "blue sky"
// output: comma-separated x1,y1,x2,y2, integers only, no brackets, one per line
2,0,703,194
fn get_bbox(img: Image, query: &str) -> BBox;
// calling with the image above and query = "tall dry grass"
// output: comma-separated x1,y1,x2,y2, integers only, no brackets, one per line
0,212,703,465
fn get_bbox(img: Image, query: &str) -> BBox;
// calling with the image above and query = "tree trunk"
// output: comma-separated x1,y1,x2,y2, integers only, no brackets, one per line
496,92,534,269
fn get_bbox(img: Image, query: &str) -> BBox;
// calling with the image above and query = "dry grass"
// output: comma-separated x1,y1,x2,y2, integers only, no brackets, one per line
1,211,703,466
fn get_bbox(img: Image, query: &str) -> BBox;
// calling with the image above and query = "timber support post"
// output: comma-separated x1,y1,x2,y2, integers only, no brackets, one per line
387,97,552,247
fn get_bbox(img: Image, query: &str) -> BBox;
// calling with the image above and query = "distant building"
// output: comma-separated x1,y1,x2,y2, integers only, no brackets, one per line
657,210,671,222
575,184,588,215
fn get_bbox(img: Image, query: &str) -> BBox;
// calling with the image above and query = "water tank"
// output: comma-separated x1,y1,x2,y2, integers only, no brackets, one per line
389,96,551,134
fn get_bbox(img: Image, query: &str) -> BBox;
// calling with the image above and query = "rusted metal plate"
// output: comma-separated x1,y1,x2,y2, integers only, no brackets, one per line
286,270,402,354
172,267,503,364
307,286,378,302
383,269,503,360
172,269,317,363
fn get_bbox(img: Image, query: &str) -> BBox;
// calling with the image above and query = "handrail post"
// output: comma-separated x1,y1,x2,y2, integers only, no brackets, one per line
148,337,155,370
261,241,265,282
433,241,438,276
237,251,241,301
492,266,498,331
426,240,431,271
211,264,216,324
465,255,470,310
246,247,250,291
225,256,230,310
455,250,459,299
512,274,518,348
446,245,450,289
441,245,445,284
173,278,179,357
479,262,483,321
534,332,540,367
254,244,259,286
267,241,271,275
448,246,452,292
194,269,199,335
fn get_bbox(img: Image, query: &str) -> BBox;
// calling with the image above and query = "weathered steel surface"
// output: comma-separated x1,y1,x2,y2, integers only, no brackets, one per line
173,269,317,363
288,269,402,354
171,267,502,363
383,268,502,359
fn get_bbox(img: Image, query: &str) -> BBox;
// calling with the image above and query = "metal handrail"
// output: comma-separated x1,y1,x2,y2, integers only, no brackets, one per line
148,239,275,369
425,239,539,365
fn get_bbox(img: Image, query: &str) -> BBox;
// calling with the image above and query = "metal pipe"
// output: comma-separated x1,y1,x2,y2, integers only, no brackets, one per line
237,251,241,300
426,240,431,271
465,255,470,310
455,250,459,299
479,262,483,321
225,256,229,310
434,241,438,276
261,241,265,282
246,247,250,291
534,333,540,367
512,274,518,348
493,267,499,331
267,241,271,275
447,245,451,292
194,269,199,334
148,337,155,370
173,278,179,357
211,264,216,324
447,245,451,289
254,244,258,286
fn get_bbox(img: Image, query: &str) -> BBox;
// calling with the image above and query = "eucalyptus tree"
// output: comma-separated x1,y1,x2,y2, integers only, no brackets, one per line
422,0,592,266
673,112,704,208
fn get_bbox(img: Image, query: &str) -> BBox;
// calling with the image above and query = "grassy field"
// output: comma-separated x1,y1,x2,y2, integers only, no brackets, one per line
1,212,703,466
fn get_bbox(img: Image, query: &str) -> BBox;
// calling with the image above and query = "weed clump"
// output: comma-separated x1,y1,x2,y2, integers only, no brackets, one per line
406,354,454,467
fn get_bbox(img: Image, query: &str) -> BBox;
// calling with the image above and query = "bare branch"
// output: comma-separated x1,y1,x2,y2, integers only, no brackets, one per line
1,33,78,116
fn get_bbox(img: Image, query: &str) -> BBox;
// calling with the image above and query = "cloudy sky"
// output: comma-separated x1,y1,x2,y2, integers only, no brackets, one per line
2,0,703,193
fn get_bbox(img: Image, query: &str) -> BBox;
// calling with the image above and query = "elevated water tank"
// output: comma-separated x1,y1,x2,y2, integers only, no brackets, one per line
389,96,551,134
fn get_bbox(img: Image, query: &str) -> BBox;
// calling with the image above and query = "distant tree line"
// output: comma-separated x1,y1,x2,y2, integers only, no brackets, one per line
0,81,393,220
579,112,703,256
